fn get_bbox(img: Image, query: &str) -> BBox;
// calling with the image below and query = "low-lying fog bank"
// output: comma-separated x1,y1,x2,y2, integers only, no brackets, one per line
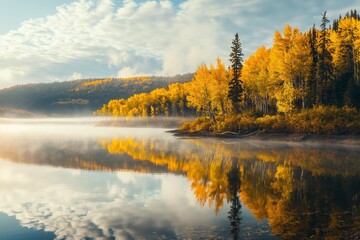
96,116,194,128
0,116,194,128
0,116,113,125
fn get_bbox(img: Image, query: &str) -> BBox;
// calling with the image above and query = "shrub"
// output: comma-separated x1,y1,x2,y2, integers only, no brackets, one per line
179,106,360,135
255,115,277,130
179,121,192,131
214,115,242,133
287,106,360,134
179,116,212,132
238,115,258,133
213,115,258,133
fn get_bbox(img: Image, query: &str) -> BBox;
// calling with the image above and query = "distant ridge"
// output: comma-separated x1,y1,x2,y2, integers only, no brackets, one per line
0,74,193,116
0,106,41,118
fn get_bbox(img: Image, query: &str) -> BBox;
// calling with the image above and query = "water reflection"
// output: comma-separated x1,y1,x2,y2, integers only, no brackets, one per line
100,136,360,239
0,123,359,239
227,160,242,240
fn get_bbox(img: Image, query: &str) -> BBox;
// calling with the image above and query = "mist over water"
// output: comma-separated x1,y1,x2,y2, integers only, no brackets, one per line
0,118,359,239
0,116,190,139
0,116,112,124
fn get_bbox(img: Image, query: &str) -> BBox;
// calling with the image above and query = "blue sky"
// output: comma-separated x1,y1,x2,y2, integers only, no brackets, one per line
0,0,358,88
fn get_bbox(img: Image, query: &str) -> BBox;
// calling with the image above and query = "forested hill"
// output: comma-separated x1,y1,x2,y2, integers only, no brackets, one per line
0,74,193,115
0,106,40,118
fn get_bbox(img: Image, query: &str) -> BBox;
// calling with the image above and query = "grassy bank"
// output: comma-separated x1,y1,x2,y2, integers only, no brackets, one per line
179,106,360,135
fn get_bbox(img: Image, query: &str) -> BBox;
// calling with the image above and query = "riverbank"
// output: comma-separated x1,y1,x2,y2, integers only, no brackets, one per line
170,129,360,147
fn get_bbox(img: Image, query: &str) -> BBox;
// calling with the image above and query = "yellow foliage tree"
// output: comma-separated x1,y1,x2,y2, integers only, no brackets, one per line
187,58,232,123
242,46,272,113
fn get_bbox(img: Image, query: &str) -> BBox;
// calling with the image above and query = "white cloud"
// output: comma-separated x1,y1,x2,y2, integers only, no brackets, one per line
0,67,29,85
117,66,138,78
68,72,82,80
0,0,358,88
0,0,259,88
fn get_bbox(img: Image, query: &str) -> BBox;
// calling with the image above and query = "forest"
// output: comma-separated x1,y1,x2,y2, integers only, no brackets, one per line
0,74,193,116
98,10,360,135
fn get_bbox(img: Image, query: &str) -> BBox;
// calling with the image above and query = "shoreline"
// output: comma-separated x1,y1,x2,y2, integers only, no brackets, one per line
169,129,360,147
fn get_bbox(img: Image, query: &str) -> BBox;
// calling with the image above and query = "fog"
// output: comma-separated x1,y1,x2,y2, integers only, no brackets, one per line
0,116,113,125
1,117,359,180
0,116,194,129
1,116,359,152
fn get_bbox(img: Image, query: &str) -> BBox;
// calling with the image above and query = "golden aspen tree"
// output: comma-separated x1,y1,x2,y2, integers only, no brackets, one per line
285,31,312,109
276,81,296,113
209,58,232,115
242,46,272,114
268,25,297,114
187,64,217,123
168,83,182,116
241,53,257,111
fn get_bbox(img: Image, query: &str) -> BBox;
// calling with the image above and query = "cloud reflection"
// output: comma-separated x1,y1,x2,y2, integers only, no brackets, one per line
0,160,228,240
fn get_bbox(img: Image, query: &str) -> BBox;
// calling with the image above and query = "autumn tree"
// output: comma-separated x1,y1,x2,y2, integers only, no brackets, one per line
187,64,217,122
268,26,297,114
242,46,273,114
285,30,312,109
210,58,233,115
187,59,231,123
168,83,188,116
228,33,244,113
268,31,287,110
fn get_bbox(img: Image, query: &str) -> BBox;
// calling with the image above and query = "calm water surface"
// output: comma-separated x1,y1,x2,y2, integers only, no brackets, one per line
0,118,359,239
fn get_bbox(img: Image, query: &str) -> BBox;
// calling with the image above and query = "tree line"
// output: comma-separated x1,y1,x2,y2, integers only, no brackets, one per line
98,10,360,133
243,11,360,114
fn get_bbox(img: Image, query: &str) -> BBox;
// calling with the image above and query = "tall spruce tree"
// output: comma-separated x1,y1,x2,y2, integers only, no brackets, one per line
316,11,333,105
308,24,318,107
228,33,244,113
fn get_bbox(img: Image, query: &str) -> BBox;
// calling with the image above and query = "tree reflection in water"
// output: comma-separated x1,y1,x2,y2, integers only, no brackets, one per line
99,137,360,239
227,158,242,240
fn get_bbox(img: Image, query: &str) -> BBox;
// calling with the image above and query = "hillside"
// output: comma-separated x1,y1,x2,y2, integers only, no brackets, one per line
0,106,41,118
0,74,193,115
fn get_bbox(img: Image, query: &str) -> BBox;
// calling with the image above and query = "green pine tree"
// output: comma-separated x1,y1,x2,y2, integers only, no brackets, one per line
228,33,244,113
316,11,333,105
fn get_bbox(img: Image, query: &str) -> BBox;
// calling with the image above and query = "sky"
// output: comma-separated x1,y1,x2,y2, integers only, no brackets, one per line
0,0,358,88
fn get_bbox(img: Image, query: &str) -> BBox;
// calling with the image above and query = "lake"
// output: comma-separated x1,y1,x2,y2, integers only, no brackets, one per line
0,118,359,239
